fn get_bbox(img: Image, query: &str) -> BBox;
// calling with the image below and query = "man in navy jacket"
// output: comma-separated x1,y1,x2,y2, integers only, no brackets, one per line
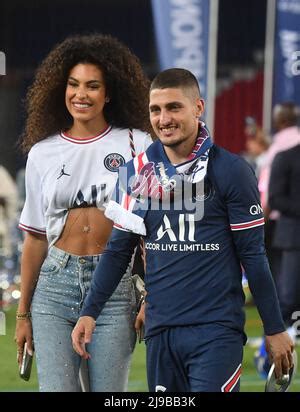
72,68,294,392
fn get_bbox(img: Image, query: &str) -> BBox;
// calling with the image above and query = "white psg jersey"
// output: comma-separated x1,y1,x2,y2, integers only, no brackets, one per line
19,126,152,247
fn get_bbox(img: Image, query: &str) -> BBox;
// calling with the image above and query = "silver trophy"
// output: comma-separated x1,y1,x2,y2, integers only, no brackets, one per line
265,350,298,392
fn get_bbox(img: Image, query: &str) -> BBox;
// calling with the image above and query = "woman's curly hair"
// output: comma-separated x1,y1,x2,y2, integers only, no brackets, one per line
21,33,152,153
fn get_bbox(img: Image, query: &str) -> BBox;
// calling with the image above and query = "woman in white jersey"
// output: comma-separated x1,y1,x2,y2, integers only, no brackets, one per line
14,33,152,391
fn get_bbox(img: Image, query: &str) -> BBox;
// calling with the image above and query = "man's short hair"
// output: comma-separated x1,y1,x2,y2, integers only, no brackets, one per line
150,68,201,98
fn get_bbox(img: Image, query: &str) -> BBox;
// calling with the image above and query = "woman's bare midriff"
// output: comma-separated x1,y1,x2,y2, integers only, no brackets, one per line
55,207,114,255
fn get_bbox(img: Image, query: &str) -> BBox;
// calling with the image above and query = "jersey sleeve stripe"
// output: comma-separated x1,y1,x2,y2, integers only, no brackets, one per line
19,223,46,235
230,217,265,231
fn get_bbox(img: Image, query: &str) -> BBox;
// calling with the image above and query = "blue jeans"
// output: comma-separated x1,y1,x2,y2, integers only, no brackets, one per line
31,246,137,392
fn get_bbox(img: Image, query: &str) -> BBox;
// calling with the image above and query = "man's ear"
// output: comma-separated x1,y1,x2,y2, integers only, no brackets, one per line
196,98,205,117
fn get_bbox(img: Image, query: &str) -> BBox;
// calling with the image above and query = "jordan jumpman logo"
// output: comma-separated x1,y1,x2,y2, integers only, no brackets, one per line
57,164,71,179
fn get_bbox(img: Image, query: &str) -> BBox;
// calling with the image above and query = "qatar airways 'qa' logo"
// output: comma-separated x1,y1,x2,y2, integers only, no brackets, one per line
249,204,263,216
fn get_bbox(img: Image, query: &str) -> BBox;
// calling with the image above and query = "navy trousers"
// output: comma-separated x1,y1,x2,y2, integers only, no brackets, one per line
146,324,244,392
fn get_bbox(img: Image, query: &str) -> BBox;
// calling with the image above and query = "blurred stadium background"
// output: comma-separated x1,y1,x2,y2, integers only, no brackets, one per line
1,0,299,392
1,0,272,176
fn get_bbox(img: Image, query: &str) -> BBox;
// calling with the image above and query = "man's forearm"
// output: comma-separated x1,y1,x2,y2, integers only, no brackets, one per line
233,228,285,335
81,228,140,319
242,254,285,335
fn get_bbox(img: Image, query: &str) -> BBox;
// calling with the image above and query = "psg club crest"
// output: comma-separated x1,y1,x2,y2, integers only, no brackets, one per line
104,153,125,172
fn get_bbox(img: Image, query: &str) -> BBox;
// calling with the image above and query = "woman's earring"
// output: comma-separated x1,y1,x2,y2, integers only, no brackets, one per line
105,97,110,103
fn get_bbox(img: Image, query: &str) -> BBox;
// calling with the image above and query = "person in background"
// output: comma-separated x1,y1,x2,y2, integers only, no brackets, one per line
14,33,152,392
269,144,300,343
72,68,294,392
0,165,18,256
242,116,270,178
259,103,300,218
241,117,270,305
258,103,300,282
252,103,300,380
15,167,25,214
